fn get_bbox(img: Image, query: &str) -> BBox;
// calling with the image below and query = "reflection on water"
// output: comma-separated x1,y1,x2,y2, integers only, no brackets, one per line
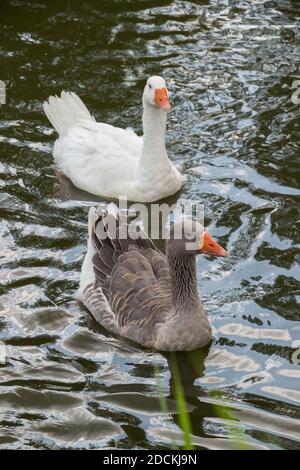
0,0,300,449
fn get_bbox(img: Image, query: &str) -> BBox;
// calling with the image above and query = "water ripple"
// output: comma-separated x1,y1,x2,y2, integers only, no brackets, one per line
0,0,300,449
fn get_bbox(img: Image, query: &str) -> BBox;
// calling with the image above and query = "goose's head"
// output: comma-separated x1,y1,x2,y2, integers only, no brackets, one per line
167,219,228,257
143,75,171,113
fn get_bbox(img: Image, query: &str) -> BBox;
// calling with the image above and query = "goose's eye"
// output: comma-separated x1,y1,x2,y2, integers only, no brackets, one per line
148,84,152,89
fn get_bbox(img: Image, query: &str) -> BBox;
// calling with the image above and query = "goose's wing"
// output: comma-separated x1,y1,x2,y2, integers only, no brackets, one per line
90,210,172,346
95,122,142,158
44,91,142,158
54,119,142,196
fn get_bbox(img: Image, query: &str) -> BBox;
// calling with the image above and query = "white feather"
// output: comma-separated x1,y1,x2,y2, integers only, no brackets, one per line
77,206,97,300
43,91,94,136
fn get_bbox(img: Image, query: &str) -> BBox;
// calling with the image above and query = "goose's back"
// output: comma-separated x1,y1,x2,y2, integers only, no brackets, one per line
54,120,142,198
82,212,173,347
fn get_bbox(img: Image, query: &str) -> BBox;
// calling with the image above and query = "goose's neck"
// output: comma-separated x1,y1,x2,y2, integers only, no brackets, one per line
166,251,200,312
136,103,170,175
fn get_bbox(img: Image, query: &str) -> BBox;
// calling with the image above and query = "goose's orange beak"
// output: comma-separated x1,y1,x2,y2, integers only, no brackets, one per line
155,87,171,112
200,231,228,257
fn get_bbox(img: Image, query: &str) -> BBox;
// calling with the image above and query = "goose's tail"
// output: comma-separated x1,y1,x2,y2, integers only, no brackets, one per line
77,206,98,300
77,204,118,300
43,91,94,136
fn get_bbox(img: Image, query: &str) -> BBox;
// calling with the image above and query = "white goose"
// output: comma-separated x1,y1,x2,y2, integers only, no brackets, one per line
43,76,183,202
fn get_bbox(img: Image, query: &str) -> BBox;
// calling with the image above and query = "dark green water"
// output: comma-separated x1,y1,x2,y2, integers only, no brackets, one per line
1,0,300,450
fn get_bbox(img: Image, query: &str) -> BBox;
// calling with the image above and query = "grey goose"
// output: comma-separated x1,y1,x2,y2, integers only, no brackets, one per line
78,205,227,351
